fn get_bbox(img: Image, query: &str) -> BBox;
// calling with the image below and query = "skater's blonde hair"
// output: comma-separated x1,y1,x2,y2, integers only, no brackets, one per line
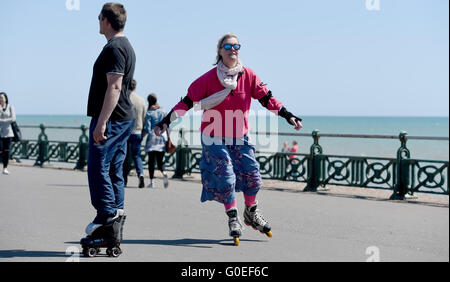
214,32,239,66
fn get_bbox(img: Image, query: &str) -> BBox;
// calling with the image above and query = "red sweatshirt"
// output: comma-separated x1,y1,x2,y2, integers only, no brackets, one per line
172,66,283,138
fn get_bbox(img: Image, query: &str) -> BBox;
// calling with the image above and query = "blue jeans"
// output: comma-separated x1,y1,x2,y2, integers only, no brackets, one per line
87,119,134,224
128,133,144,176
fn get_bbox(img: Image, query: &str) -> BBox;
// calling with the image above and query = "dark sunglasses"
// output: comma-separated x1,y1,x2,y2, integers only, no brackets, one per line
98,15,104,21
222,44,241,51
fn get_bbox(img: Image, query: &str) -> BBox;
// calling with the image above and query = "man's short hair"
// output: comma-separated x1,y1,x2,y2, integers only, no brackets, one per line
101,3,127,31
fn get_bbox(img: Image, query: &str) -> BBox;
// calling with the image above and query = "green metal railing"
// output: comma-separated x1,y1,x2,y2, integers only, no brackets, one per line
10,124,449,199
12,124,89,169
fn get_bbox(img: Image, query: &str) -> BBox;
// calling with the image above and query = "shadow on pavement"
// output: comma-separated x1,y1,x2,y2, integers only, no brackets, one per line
65,238,266,249
47,184,89,188
0,249,68,259
122,238,266,248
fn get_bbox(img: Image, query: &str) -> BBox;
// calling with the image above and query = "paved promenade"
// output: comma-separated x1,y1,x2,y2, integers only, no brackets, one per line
0,165,448,262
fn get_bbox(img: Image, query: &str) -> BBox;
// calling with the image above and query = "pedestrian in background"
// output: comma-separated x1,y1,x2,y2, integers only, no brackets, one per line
281,141,290,153
143,93,169,189
123,79,146,188
289,140,299,159
0,92,15,175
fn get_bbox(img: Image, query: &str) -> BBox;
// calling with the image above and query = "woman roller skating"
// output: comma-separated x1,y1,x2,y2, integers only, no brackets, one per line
154,33,303,246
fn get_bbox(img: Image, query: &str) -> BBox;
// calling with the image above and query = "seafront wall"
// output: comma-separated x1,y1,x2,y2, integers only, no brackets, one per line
10,124,449,199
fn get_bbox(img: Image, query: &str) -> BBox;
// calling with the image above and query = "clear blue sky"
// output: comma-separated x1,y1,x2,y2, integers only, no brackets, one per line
0,0,448,116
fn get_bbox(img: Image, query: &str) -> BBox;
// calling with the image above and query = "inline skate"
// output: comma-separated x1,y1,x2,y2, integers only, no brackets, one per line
243,204,272,238
226,208,243,246
80,210,126,258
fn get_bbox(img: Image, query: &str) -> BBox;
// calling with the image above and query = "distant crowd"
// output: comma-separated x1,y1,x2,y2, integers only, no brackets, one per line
281,140,299,159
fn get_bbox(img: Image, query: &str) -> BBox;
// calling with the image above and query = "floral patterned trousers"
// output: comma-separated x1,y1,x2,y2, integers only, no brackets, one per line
200,134,263,205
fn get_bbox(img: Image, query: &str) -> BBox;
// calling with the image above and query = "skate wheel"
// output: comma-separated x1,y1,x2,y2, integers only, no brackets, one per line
107,247,122,257
266,231,273,238
233,237,239,246
83,247,98,258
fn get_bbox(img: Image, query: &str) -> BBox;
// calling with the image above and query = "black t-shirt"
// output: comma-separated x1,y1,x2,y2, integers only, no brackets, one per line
87,36,136,121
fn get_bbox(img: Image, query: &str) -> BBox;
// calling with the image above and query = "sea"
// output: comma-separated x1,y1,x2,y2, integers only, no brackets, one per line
16,115,449,161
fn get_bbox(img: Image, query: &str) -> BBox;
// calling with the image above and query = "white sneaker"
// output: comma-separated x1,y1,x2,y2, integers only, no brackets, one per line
2,168,9,175
117,209,125,217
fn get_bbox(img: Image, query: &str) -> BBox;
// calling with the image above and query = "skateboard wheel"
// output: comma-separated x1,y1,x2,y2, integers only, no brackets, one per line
266,231,273,238
233,237,239,246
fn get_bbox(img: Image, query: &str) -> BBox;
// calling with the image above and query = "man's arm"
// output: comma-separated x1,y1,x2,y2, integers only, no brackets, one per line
93,73,123,144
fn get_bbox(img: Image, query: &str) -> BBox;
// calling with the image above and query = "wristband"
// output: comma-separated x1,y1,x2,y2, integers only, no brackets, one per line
258,91,273,108
278,107,302,125
181,95,194,110
156,109,177,129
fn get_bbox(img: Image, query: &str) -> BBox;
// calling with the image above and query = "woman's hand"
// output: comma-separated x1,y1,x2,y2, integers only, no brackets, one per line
279,107,303,131
290,117,303,131
154,123,168,137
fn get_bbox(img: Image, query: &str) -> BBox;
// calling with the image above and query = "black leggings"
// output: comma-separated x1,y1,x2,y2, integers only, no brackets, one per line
0,137,12,168
148,151,165,179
